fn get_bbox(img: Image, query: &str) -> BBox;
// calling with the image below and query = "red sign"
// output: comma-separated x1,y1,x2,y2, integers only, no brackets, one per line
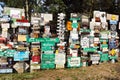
32,56,40,62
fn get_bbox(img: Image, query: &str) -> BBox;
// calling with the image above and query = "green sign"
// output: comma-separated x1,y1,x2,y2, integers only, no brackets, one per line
27,38,44,43
67,57,80,68
44,38,60,43
80,29,91,33
72,23,78,28
27,38,60,43
100,39,108,42
41,42,55,46
83,48,97,52
41,53,55,60
100,53,109,62
70,18,80,28
101,44,108,48
41,46,52,51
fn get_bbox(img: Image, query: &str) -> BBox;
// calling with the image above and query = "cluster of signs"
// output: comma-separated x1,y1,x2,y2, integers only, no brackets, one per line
0,2,119,73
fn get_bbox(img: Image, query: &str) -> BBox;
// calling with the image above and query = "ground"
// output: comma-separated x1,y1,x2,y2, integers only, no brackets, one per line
0,61,120,80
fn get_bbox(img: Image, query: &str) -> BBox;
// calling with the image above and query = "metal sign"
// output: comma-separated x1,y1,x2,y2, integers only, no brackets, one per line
67,57,80,67
0,69,13,73
14,51,29,61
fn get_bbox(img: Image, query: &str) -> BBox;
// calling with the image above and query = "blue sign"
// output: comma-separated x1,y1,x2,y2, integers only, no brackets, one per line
0,68,13,73
14,51,29,61
109,20,117,25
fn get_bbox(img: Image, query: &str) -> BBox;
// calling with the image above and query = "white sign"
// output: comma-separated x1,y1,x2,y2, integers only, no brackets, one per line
55,54,65,65
31,17,41,24
90,54,100,61
68,57,80,67
1,23,10,28
2,28,8,38
10,9,21,19
81,37,89,48
15,22,30,27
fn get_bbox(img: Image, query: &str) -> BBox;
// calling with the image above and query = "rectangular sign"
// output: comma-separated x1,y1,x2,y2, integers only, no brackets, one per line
90,54,100,61
41,46,52,51
67,57,80,67
14,51,29,61
1,23,10,28
0,69,13,73
41,42,55,47
55,54,65,64
15,22,30,27
83,48,97,52
18,35,26,41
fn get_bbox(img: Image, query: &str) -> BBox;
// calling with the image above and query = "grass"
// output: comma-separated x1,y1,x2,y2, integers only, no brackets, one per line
0,61,120,80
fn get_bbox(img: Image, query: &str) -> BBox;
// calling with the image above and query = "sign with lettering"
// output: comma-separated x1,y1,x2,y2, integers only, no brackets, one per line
83,48,97,52
67,57,80,67
0,69,13,73
14,51,29,61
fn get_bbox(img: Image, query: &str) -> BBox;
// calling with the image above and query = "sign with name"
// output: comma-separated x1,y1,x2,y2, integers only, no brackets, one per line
67,57,80,67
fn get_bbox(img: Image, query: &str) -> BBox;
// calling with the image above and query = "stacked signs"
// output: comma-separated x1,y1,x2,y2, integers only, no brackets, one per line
67,14,81,68
107,14,119,63
30,14,41,72
14,18,30,73
56,13,66,68
89,11,108,64
41,38,59,69
0,49,16,73
80,15,91,66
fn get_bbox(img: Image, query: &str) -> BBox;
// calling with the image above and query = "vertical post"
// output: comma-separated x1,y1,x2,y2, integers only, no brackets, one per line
25,0,29,20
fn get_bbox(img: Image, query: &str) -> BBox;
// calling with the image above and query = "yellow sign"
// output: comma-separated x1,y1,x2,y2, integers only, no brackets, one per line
18,35,26,41
109,49,116,56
